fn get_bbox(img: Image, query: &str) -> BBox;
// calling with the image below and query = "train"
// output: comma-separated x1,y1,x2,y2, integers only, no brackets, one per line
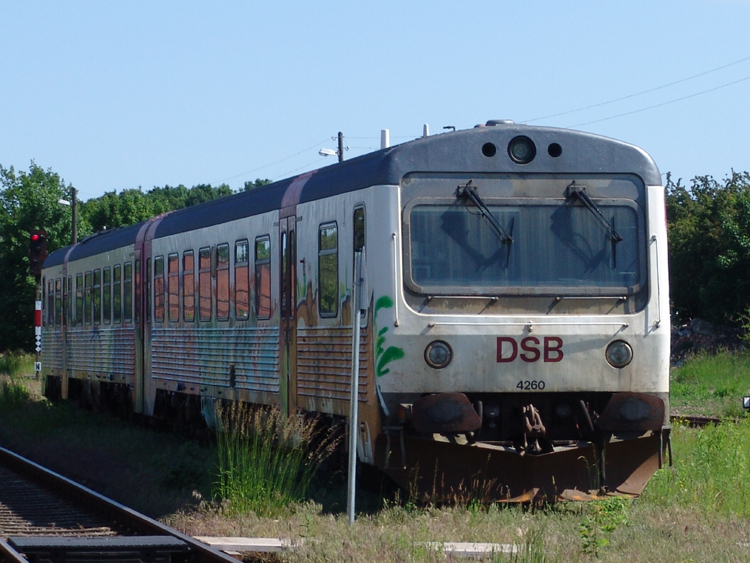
40,120,670,501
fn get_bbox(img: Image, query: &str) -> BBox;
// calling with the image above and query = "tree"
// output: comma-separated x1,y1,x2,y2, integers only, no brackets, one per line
667,171,750,324
0,162,76,351
244,178,272,191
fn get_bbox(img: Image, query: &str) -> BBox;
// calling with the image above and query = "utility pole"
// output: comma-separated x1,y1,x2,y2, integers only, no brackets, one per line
338,132,344,163
71,188,78,245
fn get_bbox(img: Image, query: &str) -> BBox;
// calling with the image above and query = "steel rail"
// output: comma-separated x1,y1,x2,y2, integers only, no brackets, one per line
0,446,237,563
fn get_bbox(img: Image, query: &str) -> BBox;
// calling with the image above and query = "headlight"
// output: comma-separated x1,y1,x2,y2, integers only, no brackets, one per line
508,136,536,164
606,340,633,368
424,340,452,369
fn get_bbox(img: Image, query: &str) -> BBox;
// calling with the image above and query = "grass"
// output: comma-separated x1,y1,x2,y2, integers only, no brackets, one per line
0,351,35,377
4,351,750,561
670,349,750,417
213,403,340,518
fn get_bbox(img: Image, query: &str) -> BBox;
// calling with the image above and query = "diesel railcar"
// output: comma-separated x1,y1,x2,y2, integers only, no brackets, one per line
41,120,670,500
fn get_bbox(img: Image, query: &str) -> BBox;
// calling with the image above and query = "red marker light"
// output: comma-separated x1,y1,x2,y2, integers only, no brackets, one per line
31,234,39,241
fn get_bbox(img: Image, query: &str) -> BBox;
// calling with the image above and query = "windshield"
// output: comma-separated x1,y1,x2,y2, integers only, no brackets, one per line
404,178,646,297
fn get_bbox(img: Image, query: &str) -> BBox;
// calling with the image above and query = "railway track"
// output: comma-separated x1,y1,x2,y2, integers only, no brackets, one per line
0,447,236,563
670,414,730,428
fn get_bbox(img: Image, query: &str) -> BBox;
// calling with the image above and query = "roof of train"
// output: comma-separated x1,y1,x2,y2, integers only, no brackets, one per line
43,122,661,268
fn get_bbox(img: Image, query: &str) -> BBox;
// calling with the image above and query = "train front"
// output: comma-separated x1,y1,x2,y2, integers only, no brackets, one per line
372,123,670,501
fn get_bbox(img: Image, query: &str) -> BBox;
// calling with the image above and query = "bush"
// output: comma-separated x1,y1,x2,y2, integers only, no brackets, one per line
667,171,750,324
213,403,340,517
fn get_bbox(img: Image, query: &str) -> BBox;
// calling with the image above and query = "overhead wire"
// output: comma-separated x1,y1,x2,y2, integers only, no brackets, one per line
567,74,750,128
522,55,750,124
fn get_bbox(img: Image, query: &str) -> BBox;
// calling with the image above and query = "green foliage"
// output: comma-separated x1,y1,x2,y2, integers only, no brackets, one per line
670,351,750,417
243,178,272,191
0,374,30,406
667,171,750,323
0,162,79,351
213,403,339,517
643,419,750,517
578,498,629,557
81,183,234,231
0,351,33,376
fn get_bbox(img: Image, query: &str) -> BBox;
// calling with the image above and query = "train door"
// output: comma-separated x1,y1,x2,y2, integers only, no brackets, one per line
279,215,297,414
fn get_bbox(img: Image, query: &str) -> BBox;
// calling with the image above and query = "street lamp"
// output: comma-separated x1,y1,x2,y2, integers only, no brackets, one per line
58,188,78,245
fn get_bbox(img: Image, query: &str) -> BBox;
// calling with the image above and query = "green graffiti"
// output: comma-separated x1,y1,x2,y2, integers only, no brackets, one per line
373,295,404,377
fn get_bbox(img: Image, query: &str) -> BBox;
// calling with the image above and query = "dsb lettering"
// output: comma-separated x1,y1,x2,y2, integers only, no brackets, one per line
497,336,564,363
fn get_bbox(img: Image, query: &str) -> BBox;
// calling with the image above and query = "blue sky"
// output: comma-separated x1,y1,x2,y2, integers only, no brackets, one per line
2,1,749,201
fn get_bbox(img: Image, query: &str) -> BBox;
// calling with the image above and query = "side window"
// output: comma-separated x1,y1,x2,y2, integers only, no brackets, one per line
318,222,338,317
354,206,366,254
199,247,212,321
113,265,122,324
255,236,271,319
134,259,141,323
146,258,152,323
216,243,230,321
154,256,165,323
168,253,179,322
235,240,249,320
124,262,133,323
47,279,54,326
93,269,101,325
76,273,83,326
55,278,62,326
103,267,112,325
85,272,92,326
183,251,195,322
66,276,72,326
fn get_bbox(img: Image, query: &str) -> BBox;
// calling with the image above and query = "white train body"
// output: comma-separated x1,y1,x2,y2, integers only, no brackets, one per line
41,122,670,499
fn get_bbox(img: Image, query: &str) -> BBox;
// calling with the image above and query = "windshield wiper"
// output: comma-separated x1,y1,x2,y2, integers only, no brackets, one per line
457,180,513,244
565,182,623,243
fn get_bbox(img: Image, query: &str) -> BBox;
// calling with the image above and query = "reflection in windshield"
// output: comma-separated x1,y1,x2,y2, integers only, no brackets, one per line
409,202,640,291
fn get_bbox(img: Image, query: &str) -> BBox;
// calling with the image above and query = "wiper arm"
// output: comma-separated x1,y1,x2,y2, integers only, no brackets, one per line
565,182,623,243
457,181,513,244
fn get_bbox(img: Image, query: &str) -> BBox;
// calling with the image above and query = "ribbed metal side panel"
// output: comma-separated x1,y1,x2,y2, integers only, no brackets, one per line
151,327,280,393
67,327,136,376
41,330,63,370
297,327,368,402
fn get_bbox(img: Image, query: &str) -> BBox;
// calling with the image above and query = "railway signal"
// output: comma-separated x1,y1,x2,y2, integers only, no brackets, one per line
29,230,48,276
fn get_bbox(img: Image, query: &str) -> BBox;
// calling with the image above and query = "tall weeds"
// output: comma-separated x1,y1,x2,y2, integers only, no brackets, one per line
0,351,32,376
213,402,339,517
1,376,30,406
643,418,750,516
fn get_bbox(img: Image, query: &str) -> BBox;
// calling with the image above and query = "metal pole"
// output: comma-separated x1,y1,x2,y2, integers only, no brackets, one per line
347,250,364,525
34,281,42,379
72,188,78,245
338,132,344,163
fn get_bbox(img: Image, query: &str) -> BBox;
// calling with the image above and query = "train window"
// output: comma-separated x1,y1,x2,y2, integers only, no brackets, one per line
93,269,101,325
66,276,72,326
124,262,133,323
76,273,83,326
235,240,249,320
289,229,295,320
103,267,112,325
47,279,54,326
146,258,152,323
113,265,122,324
183,251,195,322
85,272,92,325
199,247,211,321
318,222,338,318
280,231,287,319
216,243,230,321
168,253,179,322
134,259,141,323
354,206,365,254
55,278,62,326
154,256,165,323
255,236,271,319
